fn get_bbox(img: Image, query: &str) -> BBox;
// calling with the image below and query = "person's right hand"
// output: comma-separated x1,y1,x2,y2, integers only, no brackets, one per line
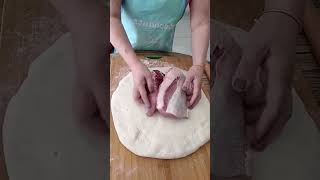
130,61,154,108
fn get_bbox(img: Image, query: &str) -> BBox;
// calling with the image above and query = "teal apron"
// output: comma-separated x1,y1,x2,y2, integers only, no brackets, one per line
120,0,188,52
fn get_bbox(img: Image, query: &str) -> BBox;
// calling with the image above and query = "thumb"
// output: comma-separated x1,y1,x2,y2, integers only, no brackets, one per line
182,75,193,93
145,74,154,93
232,44,269,92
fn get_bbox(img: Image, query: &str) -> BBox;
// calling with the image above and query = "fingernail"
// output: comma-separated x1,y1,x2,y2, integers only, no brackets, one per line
233,78,247,91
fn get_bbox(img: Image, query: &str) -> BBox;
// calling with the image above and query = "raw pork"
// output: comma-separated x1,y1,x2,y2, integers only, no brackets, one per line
156,67,188,119
146,70,165,116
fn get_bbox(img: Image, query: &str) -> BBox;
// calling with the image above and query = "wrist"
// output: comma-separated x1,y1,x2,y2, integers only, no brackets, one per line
192,64,204,69
128,57,142,70
191,64,205,73
192,60,205,67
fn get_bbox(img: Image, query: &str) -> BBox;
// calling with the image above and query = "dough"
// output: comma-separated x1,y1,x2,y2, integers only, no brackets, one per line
3,33,108,180
111,67,210,159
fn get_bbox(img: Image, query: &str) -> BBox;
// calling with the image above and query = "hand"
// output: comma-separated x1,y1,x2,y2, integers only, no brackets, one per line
130,61,154,108
183,65,204,109
232,13,299,150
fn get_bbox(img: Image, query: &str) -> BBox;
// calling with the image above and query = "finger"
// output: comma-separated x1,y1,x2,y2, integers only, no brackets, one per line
139,85,150,108
133,86,139,100
188,81,201,108
186,94,192,107
232,43,269,92
187,95,192,101
188,91,201,109
182,75,193,92
145,74,154,93
133,86,143,104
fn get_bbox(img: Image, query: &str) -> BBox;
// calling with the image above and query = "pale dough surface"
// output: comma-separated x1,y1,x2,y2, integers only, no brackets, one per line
111,67,210,159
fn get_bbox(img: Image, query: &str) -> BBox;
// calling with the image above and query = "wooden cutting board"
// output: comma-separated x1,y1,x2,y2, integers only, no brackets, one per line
110,52,210,180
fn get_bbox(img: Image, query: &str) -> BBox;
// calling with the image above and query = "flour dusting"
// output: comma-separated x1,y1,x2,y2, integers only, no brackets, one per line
126,167,138,177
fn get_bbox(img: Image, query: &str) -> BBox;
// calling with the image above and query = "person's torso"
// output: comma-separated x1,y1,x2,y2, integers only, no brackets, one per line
121,0,188,52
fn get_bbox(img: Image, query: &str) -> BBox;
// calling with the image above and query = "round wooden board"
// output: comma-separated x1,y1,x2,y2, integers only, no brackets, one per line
110,52,210,180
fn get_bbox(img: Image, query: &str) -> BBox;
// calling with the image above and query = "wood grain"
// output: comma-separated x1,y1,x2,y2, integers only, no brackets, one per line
110,52,210,180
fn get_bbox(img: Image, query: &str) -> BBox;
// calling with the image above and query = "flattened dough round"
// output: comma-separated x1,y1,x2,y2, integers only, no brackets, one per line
111,67,210,159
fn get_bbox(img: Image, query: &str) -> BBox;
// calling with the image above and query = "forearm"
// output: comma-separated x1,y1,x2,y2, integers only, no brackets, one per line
110,17,140,69
49,0,108,85
191,23,209,66
190,0,209,67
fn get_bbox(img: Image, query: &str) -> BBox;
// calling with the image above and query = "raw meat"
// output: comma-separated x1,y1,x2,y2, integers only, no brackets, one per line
146,70,165,116
156,67,188,119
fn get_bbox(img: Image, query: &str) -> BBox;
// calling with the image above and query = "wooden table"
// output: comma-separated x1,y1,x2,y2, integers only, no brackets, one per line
110,52,210,180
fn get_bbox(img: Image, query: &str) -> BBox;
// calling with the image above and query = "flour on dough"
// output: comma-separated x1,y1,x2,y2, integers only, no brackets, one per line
111,67,210,159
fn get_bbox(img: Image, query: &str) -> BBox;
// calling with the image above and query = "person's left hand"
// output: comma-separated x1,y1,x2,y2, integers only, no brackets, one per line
183,65,204,109
232,12,300,151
